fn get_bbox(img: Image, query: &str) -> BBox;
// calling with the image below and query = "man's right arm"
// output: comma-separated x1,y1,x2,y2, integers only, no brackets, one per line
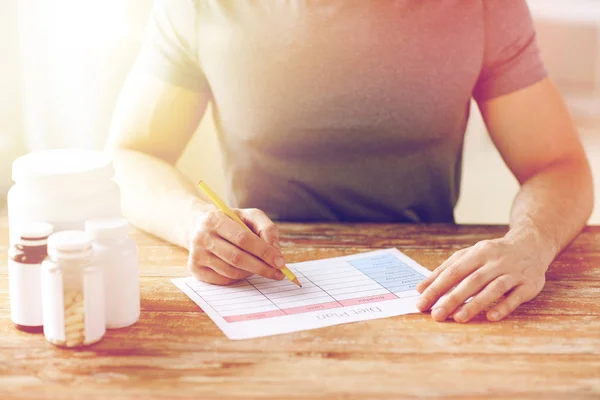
105,58,210,250
106,0,288,285
106,60,286,285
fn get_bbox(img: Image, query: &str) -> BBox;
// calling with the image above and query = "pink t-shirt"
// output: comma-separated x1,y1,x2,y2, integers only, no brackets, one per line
139,0,547,223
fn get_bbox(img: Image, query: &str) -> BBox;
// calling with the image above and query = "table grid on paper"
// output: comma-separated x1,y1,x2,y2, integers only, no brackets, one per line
185,279,285,322
292,258,398,306
184,252,426,323
347,253,426,298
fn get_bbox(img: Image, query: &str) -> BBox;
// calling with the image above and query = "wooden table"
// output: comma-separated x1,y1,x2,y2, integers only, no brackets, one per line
1,210,599,400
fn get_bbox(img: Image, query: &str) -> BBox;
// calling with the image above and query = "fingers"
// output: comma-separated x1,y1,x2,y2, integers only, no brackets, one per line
416,249,483,312
188,249,252,285
416,248,468,293
450,274,519,323
192,252,253,281
417,237,546,323
486,284,536,322
192,209,286,284
217,213,285,269
208,236,285,281
429,264,503,321
188,265,239,286
238,208,280,247
415,268,442,294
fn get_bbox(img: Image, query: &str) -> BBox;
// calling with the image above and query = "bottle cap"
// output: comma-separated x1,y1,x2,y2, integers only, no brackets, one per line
85,217,129,241
18,222,54,241
48,231,93,259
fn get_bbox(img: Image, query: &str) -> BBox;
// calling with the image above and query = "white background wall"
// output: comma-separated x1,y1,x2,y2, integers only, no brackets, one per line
0,1,24,197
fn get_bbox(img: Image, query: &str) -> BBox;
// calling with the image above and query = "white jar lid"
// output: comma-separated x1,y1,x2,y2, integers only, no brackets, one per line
12,149,114,186
48,231,93,257
18,222,54,240
85,217,129,240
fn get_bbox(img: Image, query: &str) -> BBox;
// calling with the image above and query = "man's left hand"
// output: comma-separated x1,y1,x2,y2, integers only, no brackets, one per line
415,234,552,323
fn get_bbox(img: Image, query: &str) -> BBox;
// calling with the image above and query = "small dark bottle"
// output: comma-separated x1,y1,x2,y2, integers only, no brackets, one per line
8,222,54,332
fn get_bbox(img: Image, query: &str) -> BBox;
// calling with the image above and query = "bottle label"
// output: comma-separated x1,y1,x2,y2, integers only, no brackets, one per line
102,250,140,328
8,260,43,326
42,263,106,348
41,268,66,342
83,268,105,344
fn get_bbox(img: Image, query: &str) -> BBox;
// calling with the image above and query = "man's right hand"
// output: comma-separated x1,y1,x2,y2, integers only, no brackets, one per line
188,208,287,285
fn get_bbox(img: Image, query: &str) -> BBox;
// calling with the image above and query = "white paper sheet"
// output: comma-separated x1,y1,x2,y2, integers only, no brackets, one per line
172,248,431,340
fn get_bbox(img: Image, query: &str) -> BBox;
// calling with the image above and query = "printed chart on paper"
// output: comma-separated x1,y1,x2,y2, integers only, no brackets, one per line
172,248,431,340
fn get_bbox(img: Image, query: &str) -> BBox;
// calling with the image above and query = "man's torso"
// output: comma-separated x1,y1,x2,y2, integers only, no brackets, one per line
164,1,491,222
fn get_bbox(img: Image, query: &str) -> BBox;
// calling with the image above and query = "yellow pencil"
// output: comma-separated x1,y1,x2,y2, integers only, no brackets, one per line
197,180,302,287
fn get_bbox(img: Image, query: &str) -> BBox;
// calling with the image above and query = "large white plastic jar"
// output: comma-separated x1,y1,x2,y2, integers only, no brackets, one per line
7,149,122,246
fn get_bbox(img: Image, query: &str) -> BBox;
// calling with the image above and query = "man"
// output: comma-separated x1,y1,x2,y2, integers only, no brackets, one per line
107,0,594,324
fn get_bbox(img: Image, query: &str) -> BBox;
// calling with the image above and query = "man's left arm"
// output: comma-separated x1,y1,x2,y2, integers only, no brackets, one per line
415,78,594,323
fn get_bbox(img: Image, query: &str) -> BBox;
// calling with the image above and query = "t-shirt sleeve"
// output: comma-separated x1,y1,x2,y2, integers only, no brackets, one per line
137,0,208,92
473,0,548,102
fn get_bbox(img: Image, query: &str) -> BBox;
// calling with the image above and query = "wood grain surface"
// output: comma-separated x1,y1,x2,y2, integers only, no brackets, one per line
0,209,599,400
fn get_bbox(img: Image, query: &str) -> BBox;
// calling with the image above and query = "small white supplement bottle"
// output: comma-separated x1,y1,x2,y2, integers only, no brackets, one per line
8,222,54,332
41,231,106,348
85,217,140,329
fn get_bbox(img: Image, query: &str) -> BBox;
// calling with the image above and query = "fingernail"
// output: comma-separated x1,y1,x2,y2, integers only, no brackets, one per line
275,271,285,280
416,298,428,311
274,256,285,268
489,310,500,321
454,310,468,322
431,308,446,321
